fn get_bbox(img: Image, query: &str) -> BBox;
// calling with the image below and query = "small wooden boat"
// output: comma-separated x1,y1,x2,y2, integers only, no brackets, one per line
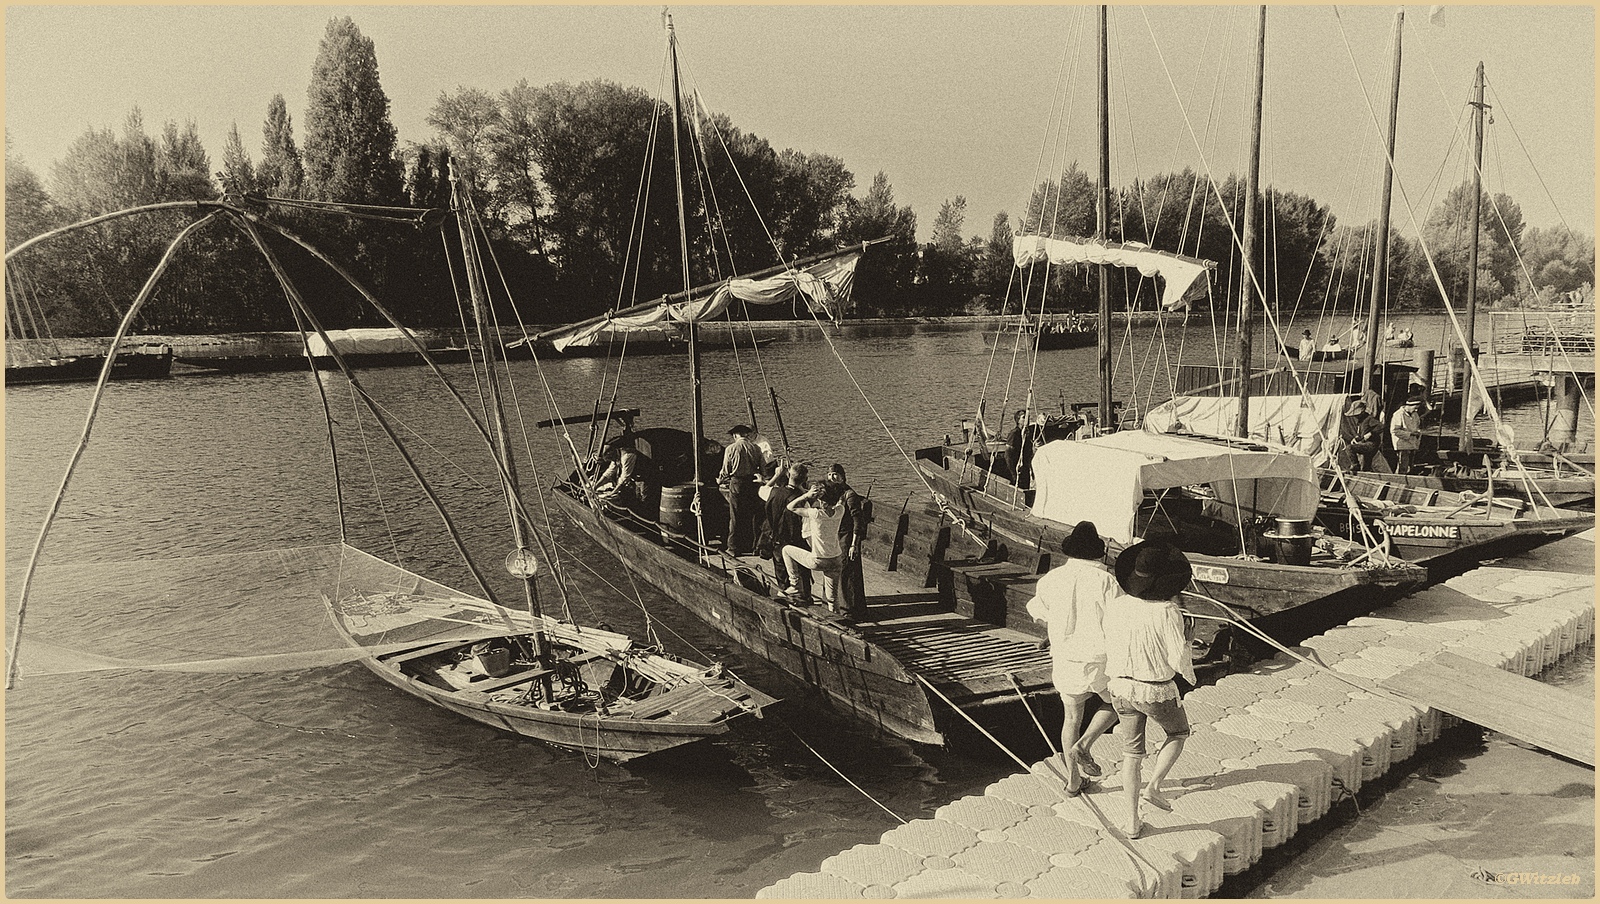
324,547,773,763
1313,471,1593,566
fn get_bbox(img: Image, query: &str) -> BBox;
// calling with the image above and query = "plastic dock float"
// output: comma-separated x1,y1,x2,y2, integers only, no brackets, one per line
758,530,1594,899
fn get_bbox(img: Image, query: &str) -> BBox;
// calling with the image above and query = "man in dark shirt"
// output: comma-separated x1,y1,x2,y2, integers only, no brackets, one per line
764,461,806,592
1339,399,1383,471
718,424,764,555
826,463,870,619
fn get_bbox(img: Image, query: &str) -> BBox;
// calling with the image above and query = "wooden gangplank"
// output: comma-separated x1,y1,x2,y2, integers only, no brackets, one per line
1380,650,1595,766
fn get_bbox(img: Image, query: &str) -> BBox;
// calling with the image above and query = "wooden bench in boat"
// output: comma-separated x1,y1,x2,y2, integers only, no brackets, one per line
384,637,482,669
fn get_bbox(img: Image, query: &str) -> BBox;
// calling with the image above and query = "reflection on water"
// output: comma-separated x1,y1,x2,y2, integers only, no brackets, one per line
5,317,1591,897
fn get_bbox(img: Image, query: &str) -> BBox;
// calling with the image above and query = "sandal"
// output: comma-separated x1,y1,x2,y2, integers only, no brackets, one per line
1141,791,1173,812
1069,746,1103,778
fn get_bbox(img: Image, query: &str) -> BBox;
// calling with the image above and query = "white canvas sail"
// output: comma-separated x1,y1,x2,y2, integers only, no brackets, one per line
1012,234,1214,310
545,251,864,351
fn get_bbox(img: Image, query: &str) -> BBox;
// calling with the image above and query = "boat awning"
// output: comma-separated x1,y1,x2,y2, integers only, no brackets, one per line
1013,234,1215,311
304,327,422,357
1029,431,1319,544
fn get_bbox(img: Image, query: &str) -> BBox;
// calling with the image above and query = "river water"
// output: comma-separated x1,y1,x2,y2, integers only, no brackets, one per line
5,316,1591,897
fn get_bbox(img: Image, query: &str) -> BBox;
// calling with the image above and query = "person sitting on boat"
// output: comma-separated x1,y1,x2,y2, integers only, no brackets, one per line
781,481,845,609
1322,336,1342,354
761,460,807,595
588,443,642,510
1384,322,1398,343
1347,317,1366,351
1025,521,1122,795
1298,330,1316,360
1390,393,1426,475
826,464,869,620
718,424,764,556
1339,399,1383,472
1105,540,1196,839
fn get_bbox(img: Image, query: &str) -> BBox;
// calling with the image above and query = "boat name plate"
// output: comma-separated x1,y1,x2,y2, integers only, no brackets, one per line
1384,522,1462,540
1191,564,1229,584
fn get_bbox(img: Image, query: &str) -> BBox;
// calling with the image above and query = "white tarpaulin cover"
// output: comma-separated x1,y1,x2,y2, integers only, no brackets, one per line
304,328,434,357
549,253,862,351
1141,393,1347,466
1029,431,1319,544
1012,235,1214,310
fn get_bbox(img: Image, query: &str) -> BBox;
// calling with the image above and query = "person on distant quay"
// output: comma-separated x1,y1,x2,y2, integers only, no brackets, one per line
1025,521,1122,795
718,424,764,556
762,460,807,594
781,480,845,607
1340,399,1383,472
1298,330,1316,360
1390,395,1425,475
826,464,869,620
1105,540,1196,839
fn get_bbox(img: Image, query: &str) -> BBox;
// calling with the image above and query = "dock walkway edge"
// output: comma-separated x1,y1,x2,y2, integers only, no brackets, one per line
758,530,1595,899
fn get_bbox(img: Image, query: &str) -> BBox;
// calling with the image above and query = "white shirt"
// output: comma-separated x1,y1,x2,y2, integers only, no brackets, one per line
1025,558,1119,665
796,504,843,558
1102,594,1195,685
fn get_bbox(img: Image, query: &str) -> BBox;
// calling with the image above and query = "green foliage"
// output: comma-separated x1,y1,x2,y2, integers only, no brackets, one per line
837,172,918,315
220,124,256,195
257,94,304,198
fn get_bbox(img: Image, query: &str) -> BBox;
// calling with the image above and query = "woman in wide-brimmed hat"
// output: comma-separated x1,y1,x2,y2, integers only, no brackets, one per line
1104,540,1197,838
1024,521,1121,794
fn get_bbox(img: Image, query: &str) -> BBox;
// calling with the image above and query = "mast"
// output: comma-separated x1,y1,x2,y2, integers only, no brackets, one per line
1459,61,1488,447
1234,5,1266,438
666,13,707,539
450,165,551,664
1361,9,1404,405
1096,5,1113,426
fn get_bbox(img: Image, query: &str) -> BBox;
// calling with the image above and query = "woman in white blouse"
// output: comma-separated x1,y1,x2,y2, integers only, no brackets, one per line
1105,540,1196,838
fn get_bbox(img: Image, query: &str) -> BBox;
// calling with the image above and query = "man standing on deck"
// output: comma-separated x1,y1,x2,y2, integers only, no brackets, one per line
1025,521,1121,795
1390,395,1425,475
826,464,869,620
719,424,763,555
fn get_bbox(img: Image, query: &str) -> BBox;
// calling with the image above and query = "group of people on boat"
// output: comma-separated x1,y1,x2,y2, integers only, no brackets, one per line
1332,382,1432,475
1024,521,1199,839
717,424,869,617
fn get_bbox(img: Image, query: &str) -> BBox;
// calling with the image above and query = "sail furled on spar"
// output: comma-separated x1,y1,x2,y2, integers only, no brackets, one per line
536,243,874,351
1012,234,1216,311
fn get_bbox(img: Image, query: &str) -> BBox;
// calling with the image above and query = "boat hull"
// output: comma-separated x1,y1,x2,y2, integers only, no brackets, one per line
5,349,173,384
550,487,949,746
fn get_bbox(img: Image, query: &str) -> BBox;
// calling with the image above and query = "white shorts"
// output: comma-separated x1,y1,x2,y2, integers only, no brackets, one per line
1052,659,1108,698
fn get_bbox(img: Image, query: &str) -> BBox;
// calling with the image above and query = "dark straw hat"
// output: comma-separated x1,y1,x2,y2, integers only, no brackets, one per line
1344,399,1368,416
1060,521,1106,560
727,424,753,436
1114,540,1193,601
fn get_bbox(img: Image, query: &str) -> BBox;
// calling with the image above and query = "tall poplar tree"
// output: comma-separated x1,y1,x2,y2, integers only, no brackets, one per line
258,95,304,198
301,16,403,205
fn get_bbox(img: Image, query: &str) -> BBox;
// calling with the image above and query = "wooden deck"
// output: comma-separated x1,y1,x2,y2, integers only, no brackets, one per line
759,529,1596,899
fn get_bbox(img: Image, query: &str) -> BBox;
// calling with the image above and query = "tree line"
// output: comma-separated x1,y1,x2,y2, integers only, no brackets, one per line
5,17,1593,337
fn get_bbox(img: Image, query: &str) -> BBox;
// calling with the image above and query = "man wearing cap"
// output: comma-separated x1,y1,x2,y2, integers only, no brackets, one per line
1105,540,1196,839
1339,398,1383,471
826,464,869,619
719,425,764,556
1025,521,1121,794
1389,394,1425,475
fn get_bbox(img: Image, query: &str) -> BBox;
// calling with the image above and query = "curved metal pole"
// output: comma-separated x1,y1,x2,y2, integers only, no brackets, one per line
6,213,221,689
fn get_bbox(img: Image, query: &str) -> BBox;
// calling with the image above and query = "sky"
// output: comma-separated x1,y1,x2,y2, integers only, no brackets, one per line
5,4,1595,243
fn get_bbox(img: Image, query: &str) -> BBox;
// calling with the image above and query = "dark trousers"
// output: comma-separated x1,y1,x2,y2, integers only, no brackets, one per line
837,555,866,618
726,477,760,555
770,546,793,592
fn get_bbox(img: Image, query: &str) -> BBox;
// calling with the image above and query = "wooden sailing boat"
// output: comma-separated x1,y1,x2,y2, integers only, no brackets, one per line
536,14,1057,747
915,6,1425,631
5,179,773,764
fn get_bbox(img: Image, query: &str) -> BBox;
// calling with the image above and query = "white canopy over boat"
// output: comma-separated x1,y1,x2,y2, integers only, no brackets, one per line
1029,431,1319,544
304,327,423,357
1012,234,1215,311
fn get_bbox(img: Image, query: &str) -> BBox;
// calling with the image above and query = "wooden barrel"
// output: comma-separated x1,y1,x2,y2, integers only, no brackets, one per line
659,484,696,540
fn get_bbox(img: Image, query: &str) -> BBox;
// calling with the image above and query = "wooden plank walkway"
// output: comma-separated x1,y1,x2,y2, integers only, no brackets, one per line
759,529,1595,899
1381,650,1595,765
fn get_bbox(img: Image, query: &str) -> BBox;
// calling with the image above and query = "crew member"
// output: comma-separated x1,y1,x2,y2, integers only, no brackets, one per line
718,424,763,555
